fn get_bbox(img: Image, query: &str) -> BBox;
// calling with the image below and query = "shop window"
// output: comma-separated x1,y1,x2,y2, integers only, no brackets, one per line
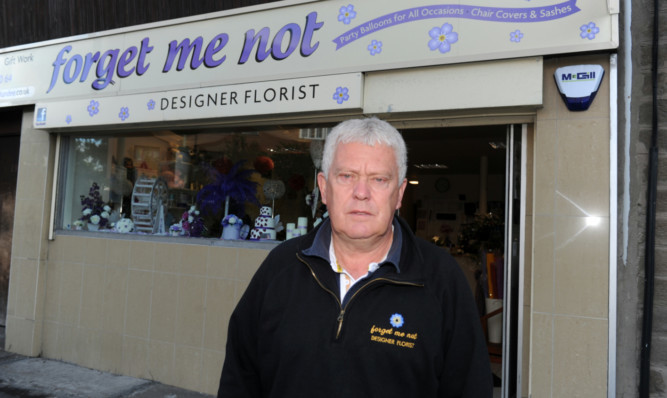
58,127,327,240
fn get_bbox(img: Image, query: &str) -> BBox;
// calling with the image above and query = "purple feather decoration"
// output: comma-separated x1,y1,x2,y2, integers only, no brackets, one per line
197,160,259,216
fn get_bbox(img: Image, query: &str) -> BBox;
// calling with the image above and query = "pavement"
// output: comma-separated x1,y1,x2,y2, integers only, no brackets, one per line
0,326,215,398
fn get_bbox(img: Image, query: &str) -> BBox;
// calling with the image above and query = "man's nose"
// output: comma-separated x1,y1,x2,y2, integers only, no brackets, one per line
353,178,370,200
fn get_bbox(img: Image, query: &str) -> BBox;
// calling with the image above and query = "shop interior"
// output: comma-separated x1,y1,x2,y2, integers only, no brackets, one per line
401,125,511,393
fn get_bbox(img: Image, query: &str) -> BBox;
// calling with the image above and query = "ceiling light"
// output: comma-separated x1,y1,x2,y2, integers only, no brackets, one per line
413,163,448,169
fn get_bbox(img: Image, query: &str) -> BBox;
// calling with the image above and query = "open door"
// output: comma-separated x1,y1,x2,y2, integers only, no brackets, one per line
499,124,526,398
400,122,527,398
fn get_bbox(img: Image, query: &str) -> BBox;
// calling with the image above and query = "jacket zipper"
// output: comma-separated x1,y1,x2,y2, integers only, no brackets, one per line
298,254,424,340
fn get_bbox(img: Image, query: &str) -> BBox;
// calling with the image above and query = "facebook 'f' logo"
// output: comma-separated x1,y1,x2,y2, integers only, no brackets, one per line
35,107,47,125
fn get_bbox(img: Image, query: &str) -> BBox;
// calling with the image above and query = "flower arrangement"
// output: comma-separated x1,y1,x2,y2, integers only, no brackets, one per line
458,211,504,254
169,223,183,236
180,205,205,237
222,214,242,228
80,182,111,228
114,217,134,234
73,220,85,230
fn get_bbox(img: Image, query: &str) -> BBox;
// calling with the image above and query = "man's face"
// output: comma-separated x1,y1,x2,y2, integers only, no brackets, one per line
318,141,407,244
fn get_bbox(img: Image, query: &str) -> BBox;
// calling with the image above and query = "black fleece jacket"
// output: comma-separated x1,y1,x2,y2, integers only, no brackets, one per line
218,216,493,397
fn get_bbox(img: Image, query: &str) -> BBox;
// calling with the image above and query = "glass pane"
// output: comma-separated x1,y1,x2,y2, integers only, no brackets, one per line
59,126,327,239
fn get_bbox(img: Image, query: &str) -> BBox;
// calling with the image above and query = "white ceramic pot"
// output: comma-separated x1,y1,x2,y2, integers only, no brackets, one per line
222,224,241,240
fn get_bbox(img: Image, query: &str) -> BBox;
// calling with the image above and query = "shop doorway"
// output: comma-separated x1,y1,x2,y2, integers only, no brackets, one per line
400,123,525,398
0,108,21,331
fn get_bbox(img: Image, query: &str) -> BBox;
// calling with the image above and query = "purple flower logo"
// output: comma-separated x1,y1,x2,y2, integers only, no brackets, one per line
147,99,155,110
338,4,356,25
510,30,524,43
580,22,600,40
66,115,72,124
87,100,100,117
119,107,129,121
428,23,458,54
333,87,349,104
368,40,382,56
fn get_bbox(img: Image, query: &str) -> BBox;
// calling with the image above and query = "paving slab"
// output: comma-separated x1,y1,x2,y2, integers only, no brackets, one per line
0,357,149,397
0,351,214,398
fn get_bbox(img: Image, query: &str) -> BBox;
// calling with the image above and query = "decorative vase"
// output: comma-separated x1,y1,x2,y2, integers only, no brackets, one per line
222,224,241,240
87,223,100,231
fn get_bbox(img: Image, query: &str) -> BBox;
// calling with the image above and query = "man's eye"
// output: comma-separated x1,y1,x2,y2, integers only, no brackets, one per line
370,177,390,188
337,173,355,183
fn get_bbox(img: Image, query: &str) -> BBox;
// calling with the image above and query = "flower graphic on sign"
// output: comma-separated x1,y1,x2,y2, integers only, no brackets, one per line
147,99,155,110
368,40,382,56
333,87,349,104
66,115,72,124
428,23,458,54
510,30,524,43
87,100,100,117
580,22,600,40
390,313,404,328
119,106,129,121
338,4,357,25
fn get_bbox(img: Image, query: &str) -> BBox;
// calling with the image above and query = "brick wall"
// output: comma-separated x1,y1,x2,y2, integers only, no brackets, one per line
0,0,278,49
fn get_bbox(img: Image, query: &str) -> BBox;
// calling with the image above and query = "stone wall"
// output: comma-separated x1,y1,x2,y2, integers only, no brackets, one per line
617,1,667,396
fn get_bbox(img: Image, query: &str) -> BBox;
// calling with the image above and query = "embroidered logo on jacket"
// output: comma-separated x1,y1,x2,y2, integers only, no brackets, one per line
370,313,418,349
390,313,404,328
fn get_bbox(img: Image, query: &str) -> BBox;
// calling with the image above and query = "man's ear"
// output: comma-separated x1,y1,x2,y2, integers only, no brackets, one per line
317,172,328,205
395,178,408,210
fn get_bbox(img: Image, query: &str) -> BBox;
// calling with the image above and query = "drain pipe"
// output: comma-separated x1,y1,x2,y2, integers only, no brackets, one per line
638,0,659,396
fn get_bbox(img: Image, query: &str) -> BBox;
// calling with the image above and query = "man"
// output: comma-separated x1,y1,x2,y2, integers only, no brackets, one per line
218,117,493,397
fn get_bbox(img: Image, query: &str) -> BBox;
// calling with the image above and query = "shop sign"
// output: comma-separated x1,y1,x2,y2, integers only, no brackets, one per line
33,73,363,128
1,0,618,113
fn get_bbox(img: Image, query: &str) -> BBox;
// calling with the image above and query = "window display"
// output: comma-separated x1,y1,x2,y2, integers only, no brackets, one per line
59,126,328,241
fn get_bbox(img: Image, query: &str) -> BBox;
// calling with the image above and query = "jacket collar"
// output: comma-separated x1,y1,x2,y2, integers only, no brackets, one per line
302,217,403,274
